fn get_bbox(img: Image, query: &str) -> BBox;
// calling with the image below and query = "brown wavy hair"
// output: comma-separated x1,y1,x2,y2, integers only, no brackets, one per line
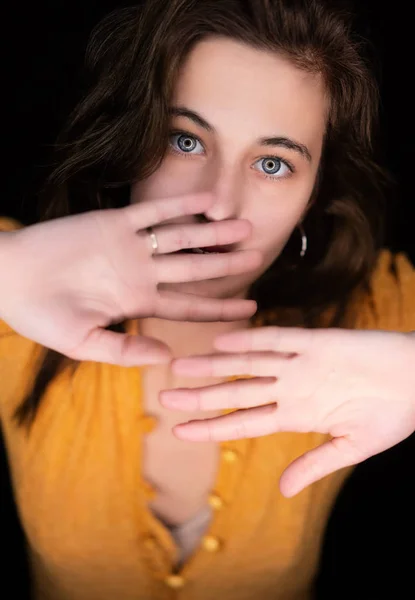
12,0,389,426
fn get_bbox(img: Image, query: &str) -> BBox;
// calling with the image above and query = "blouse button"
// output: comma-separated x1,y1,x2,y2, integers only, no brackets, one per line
165,574,185,589
142,534,158,551
202,535,222,553
208,493,225,510
140,415,158,433
222,448,239,463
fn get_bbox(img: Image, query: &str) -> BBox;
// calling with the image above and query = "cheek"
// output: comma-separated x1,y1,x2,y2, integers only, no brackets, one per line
247,184,313,260
131,157,204,202
260,221,293,258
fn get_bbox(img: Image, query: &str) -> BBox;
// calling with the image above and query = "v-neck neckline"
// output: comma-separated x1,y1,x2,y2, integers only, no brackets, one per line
123,317,256,574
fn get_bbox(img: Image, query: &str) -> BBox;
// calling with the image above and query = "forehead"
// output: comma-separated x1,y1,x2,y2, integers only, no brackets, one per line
172,37,328,146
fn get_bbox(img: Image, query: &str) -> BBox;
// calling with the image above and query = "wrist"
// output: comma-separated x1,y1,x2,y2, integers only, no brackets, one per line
0,231,19,321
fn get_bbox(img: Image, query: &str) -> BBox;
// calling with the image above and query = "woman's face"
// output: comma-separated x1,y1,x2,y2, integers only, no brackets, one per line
131,37,328,300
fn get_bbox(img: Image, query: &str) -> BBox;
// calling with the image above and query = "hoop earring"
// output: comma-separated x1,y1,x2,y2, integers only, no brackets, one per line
299,223,307,258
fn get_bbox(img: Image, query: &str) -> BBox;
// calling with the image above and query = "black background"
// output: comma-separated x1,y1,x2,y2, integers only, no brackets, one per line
1,2,414,598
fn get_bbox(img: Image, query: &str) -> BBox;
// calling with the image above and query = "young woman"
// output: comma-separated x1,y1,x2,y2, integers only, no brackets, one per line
1,1,414,599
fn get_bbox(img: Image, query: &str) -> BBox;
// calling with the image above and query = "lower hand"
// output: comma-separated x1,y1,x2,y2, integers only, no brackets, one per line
161,327,415,497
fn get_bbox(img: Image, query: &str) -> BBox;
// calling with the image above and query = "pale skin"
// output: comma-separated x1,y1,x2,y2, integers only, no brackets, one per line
1,37,414,502
132,36,325,412
133,37,415,498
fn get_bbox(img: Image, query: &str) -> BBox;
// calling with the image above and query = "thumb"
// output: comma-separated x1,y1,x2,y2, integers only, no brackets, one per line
68,328,172,366
279,437,359,498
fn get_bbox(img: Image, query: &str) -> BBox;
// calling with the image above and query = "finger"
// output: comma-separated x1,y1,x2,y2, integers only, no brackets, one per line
154,249,263,283
279,436,359,498
146,219,252,255
173,403,279,442
171,351,294,377
124,192,216,230
66,328,172,366
160,377,277,411
214,326,317,355
154,290,258,322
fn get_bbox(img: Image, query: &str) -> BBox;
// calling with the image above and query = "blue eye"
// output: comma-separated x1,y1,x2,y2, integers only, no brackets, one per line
169,133,204,155
168,131,293,181
252,157,291,179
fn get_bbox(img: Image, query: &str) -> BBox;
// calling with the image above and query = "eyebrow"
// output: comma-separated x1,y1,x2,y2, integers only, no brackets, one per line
169,106,312,163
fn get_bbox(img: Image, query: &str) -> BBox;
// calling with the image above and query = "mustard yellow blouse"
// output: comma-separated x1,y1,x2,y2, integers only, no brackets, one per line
1,215,414,600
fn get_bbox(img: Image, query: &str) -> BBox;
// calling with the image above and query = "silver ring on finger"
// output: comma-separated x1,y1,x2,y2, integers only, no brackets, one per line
147,227,159,255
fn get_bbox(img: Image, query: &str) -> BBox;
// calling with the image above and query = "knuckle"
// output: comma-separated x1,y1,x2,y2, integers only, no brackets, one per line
189,253,200,280
193,388,204,411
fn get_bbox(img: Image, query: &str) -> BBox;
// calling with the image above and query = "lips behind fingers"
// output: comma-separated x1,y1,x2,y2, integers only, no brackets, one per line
154,249,262,283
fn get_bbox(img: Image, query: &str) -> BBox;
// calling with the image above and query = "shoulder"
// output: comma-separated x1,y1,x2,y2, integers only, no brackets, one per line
352,248,415,332
370,248,414,287
0,320,43,421
252,248,415,333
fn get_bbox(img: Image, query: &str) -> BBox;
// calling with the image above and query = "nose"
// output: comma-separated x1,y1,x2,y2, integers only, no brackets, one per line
202,163,243,222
